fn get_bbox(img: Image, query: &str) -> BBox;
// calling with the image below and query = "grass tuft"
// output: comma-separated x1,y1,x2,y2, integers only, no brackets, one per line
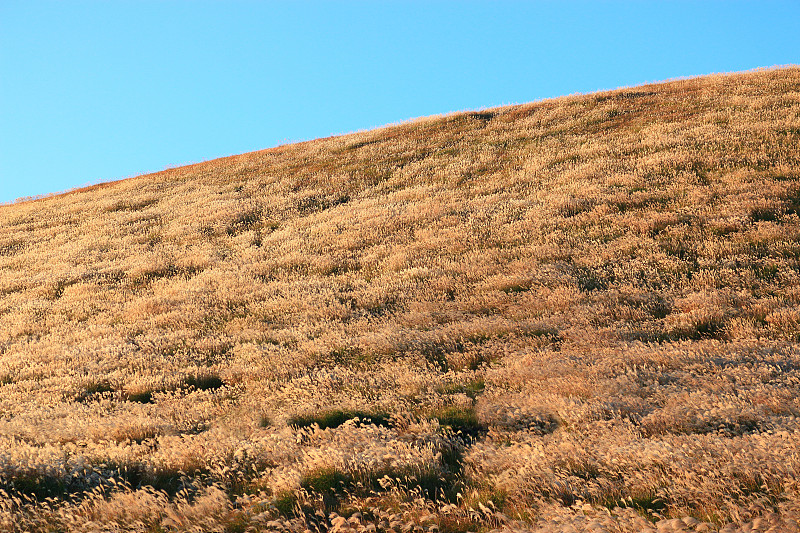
2,68,800,531
288,409,391,430
429,406,487,439
182,373,224,391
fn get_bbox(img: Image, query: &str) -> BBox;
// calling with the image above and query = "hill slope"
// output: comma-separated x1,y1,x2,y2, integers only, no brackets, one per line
2,67,800,532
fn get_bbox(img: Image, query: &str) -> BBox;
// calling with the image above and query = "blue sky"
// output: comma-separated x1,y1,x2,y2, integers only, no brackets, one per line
1,1,798,204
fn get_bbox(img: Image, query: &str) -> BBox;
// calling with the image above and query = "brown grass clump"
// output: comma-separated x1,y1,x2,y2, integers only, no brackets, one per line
1,67,800,532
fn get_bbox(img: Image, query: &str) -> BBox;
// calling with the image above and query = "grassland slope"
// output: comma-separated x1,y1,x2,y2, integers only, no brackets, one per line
1,67,800,532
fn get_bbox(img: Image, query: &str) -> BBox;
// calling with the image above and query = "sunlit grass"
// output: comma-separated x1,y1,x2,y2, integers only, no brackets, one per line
1,67,799,532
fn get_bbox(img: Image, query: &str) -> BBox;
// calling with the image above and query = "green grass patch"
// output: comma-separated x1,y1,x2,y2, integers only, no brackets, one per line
288,409,391,430
105,461,209,497
301,467,351,495
272,490,298,516
604,491,668,522
300,455,466,512
123,373,224,404
1,472,74,501
429,406,487,439
436,378,485,400
325,346,371,366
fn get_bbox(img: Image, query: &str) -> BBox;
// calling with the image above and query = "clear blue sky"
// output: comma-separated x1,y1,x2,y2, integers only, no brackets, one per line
1,1,798,204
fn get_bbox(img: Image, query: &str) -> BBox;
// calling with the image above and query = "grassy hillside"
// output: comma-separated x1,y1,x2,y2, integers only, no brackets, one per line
1,67,800,532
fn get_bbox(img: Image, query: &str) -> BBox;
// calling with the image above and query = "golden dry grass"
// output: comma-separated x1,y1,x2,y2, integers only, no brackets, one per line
1,66,800,532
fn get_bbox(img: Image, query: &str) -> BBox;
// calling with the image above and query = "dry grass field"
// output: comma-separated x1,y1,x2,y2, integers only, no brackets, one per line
1,67,800,532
